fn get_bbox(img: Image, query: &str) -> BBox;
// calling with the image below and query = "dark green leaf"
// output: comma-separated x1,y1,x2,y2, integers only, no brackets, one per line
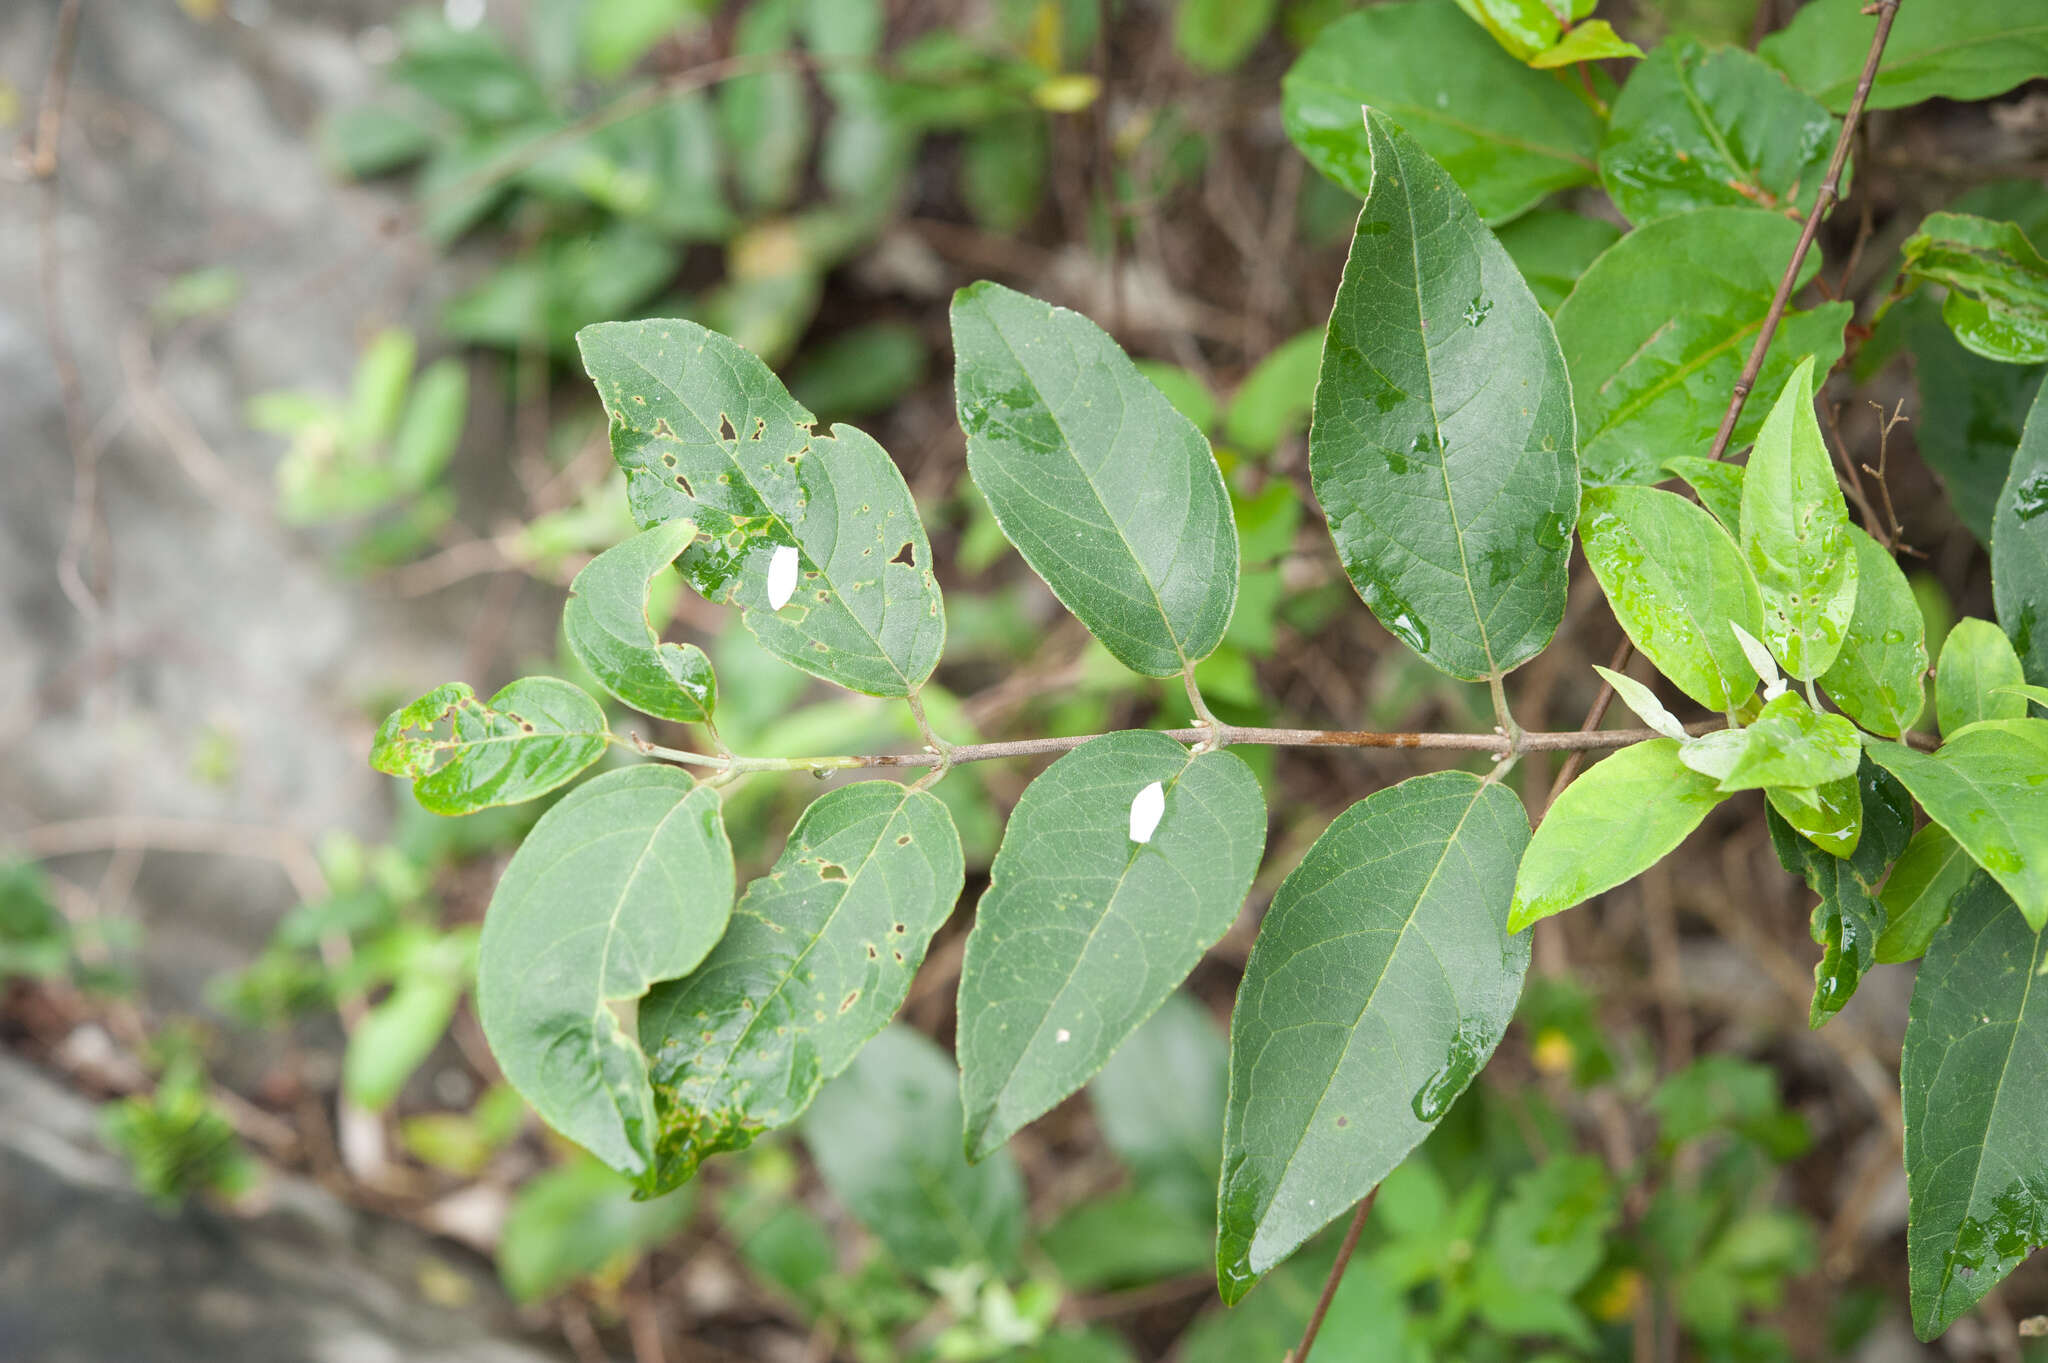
1741,355,1859,680
1867,722,2048,930
1554,208,1851,487
1661,454,1747,531
788,322,929,420
1901,213,2048,366
1767,759,1911,1027
1495,210,1622,314
1994,382,2048,683
1901,876,2048,1339
635,783,962,1189
1876,824,1979,964
802,1024,1025,1273
371,678,610,815
1281,1,1602,224
1601,38,1837,225
498,1157,693,1303
1511,739,1728,931
957,732,1265,1159
949,282,1238,677
1219,771,1530,1300
1822,527,1928,738
1937,618,2028,737
578,319,946,698
1760,0,2048,112
477,768,734,1183
1309,111,1578,682
1090,992,1228,1218
1580,485,1763,711
564,522,718,726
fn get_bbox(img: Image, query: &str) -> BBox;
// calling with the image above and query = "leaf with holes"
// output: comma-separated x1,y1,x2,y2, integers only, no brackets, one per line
634,782,962,1191
1554,208,1851,487
1821,527,1928,738
577,319,944,698
1901,213,2048,366
949,282,1238,677
371,678,610,815
564,521,717,725
956,732,1265,1160
1308,110,1577,682
1742,356,1859,680
1218,771,1530,1301
1867,721,2048,929
1994,382,2048,683
477,767,734,1185
1937,618,2028,737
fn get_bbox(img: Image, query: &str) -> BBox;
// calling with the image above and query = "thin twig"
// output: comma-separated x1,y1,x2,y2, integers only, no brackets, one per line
1289,1188,1378,1363
1544,638,1635,814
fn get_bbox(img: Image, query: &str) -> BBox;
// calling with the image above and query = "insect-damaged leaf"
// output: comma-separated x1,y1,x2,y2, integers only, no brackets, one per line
1218,772,1529,1301
477,767,734,1186
371,677,609,814
956,731,1265,1160
564,520,717,725
635,782,962,1191
949,282,1239,677
1309,110,1578,682
577,319,944,698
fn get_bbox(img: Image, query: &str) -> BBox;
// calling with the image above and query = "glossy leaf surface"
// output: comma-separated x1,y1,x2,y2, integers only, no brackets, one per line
1711,693,1863,793
1218,772,1530,1300
950,282,1238,676
1994,383,2048,683
1309,111,1578,681
636,783,962,1190
1761,0,2048,113
1741,356,1858,680
371,678,609,815
1821,527,1928,738
1901,213,2048,366
1767,760,1911,1027
1937,618,2028,737
1868,723,2048,930
1767,773,1865,860
957,732,1265,1159
564,520,717,725
1661,454,1746,531
478,768,734,1183
1876,825,1979,964
578,319,944,697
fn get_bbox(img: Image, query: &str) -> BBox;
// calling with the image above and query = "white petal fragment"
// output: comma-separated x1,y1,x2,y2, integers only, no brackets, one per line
1728,621,1783,699
766,544,800,611
1128,781,1166,844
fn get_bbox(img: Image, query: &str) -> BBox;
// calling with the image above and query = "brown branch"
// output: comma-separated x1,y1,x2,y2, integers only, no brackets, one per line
1289,1188,1378,1363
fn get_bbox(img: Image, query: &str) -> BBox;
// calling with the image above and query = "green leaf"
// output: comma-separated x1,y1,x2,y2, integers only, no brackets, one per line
1937,618,2028,737
564,522,718,726
949,282,1239,677
577,319,946,698
1281,1,1602,225
1040,1190,1213,1290
1452,0,1564,61
578,0,708,79
802,1024,1026,1273
1494,210,1622,314
1821,527,1928,738
1876,824,1979,964
1580,485,1763,711
634,783,962,1190
1478,1157,1619,1325
1994,382,2048,683
1595,665,1690,742
344,960,465,1111
718,0,811,211
1174,0,1280,72
498,1157,693,1304
1224,330,1323,456
957,732,1265,1159
371,678,610,815
1600,38,1837,225
1511,739,1728,931
321,105,434,179
1767,759,1911,1027
1901,876,2048,1340
1697,693,1863,793
1867,723,2048,930
1661,454,1747,531
476,768,734,1183
1760,0,2048,113
1090,992,1228,1218
960,114,1049,235
1554,208,1852,487
387,358,467,491
1766,772,1865,859
1218,771,1530,1300
347,329,415,452
1308,110,1578,682
1741,355,1859,680
1901,213,2048,366
1527,19,1644,68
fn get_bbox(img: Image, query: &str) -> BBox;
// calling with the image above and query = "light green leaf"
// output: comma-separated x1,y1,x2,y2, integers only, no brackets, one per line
1821,527,1928,738
1135,360,1218,435
344,943,467,1111
1281,1,1602,225
1218,772,1529,1300
1661,453,1747,531
1901,213,2048,366
477,767,734,1183
949,282,1238,677
1495,210,1622,314
1594,666,1688,742
1309,110,1578,682
1174,0,1280,72
1224,330,1323,456
1528,19,1644,68
634,783,962,1190
1580,485,1762,711
1600,38,1837,225
371,678,610,815
1901,876,2048,1340
719,0,810,210
1090,992,1228,1219
1876,824,1979,964
1937,618,2028,737
1452,0,1563,61
957,732,1265,1159
564,521,717,726
1767,772,1864,859
1708,693,1863,793
1760,0,2048,113
498,1156,693,1304
577,319,945,698
2001,685,2048,711
961,115,1049,235
1554,208,1852,487
347,329,415,452
1767,759,1911,1027
388,358,467,491
802,1024,1025,1273
1741,355,1858,680
1511,739,1728,931
1867,723,2048,930
1994,382,2048,683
